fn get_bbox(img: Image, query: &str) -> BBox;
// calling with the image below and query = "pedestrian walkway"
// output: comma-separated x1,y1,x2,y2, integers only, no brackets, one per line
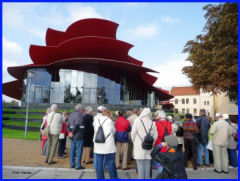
3,165,238,179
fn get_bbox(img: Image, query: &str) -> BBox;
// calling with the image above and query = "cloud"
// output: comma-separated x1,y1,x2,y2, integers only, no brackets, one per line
3,3,104,39
161,16,179,24
151,54,192,91
2,37,22,83
128,24,157,38
67,4,103,23
3,3,46,39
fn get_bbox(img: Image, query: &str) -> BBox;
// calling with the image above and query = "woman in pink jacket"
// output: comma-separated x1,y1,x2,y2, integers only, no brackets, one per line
40,108,51,156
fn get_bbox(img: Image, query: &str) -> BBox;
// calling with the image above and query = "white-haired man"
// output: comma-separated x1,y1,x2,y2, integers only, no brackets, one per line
210,113,232,174
67,104,85,170
45,104,64,164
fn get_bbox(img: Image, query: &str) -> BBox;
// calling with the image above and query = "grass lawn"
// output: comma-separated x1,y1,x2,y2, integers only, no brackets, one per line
3,108,74,113
2,128,40,140
3,114,43,119
3,120,41,128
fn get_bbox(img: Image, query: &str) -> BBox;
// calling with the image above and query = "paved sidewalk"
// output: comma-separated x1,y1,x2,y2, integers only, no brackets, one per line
3,165,238,179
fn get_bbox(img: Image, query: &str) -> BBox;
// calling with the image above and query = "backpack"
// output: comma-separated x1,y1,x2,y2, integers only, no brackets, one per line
159,121,169,142
138,119,154,150
95,119,110,143
232,126,238,142
234,132,238,142
176,126,184,137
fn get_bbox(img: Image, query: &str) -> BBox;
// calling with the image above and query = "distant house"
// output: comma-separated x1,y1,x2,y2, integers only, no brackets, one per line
170,86,238,119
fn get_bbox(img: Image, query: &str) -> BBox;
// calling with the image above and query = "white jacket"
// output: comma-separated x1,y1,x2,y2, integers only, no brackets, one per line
210,118,232,147
131,108,158,160
47,112,65,135
93,115,116,154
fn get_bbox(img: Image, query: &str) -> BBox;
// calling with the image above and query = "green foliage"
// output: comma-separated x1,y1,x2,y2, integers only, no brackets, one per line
2,100,20,107
182,3,238,104
2,128,40,140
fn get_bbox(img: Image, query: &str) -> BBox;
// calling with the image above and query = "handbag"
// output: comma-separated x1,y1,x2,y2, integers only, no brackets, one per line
42,113,56,137
59,133,65,139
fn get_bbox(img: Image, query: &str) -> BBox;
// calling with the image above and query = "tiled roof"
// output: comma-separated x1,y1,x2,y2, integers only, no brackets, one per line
170,86,199,96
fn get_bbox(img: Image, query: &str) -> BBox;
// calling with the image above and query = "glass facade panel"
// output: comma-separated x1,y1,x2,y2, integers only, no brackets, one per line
25,68,156,106
25,69,51,103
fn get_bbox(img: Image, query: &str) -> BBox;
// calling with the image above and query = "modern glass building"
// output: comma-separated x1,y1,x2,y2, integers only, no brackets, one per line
3,18,172,108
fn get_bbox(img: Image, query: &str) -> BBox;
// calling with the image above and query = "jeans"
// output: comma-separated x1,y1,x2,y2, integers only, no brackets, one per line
70,139,83,168
136,159,151,179
228,148,238,167
94,153,107,170
42,139,48,156
95,153,118,179
197,143,209,165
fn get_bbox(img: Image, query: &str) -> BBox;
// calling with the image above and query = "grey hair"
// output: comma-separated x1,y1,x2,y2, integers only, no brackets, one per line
155,109,166,119
200,109,206,116
85,107,93,114
75,104,82,111
46,108,51,114
51,104,58,112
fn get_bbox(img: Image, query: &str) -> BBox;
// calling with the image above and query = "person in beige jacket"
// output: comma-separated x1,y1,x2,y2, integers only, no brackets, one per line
210,113,232,174
45,104,65,164
131,108,158,179
127,108,139,165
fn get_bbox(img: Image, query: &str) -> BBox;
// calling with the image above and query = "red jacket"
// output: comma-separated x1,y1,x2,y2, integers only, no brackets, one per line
154,119,172,146
61,122,68,136
115,116,131,142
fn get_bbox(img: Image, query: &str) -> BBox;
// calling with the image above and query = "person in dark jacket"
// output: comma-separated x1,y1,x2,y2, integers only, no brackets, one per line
82,107,94,164
182,113,199,170
151,135,187,179
115,110,131,170
196,109,210,166
67,104,85,170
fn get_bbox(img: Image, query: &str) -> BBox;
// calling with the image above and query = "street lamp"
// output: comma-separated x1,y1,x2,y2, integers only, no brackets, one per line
24,70,34,138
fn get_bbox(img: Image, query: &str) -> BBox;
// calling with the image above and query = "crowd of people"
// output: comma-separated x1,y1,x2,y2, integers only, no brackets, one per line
40,104,238,179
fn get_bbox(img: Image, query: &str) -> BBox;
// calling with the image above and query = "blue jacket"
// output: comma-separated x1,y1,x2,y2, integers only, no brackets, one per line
196,116,210,144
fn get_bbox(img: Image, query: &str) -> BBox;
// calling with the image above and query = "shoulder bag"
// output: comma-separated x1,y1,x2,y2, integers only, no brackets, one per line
42,113,56,137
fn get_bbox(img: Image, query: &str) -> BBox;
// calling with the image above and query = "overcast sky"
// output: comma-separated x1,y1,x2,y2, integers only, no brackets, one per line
2,2,217,102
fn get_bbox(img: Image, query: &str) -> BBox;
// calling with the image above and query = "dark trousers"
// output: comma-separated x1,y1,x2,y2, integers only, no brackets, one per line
58,138,66,157
178,144,183,152
208,149,214,164
184,139,197,169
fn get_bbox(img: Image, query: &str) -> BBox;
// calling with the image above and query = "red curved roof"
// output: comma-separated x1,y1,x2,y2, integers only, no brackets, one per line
3,18,173,101
46,18,118,46
7,58,158,81
30,36,133,65
2,80,24,100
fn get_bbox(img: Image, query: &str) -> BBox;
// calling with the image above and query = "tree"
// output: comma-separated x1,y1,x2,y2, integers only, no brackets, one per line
3,100,20,106
182,3,238,103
